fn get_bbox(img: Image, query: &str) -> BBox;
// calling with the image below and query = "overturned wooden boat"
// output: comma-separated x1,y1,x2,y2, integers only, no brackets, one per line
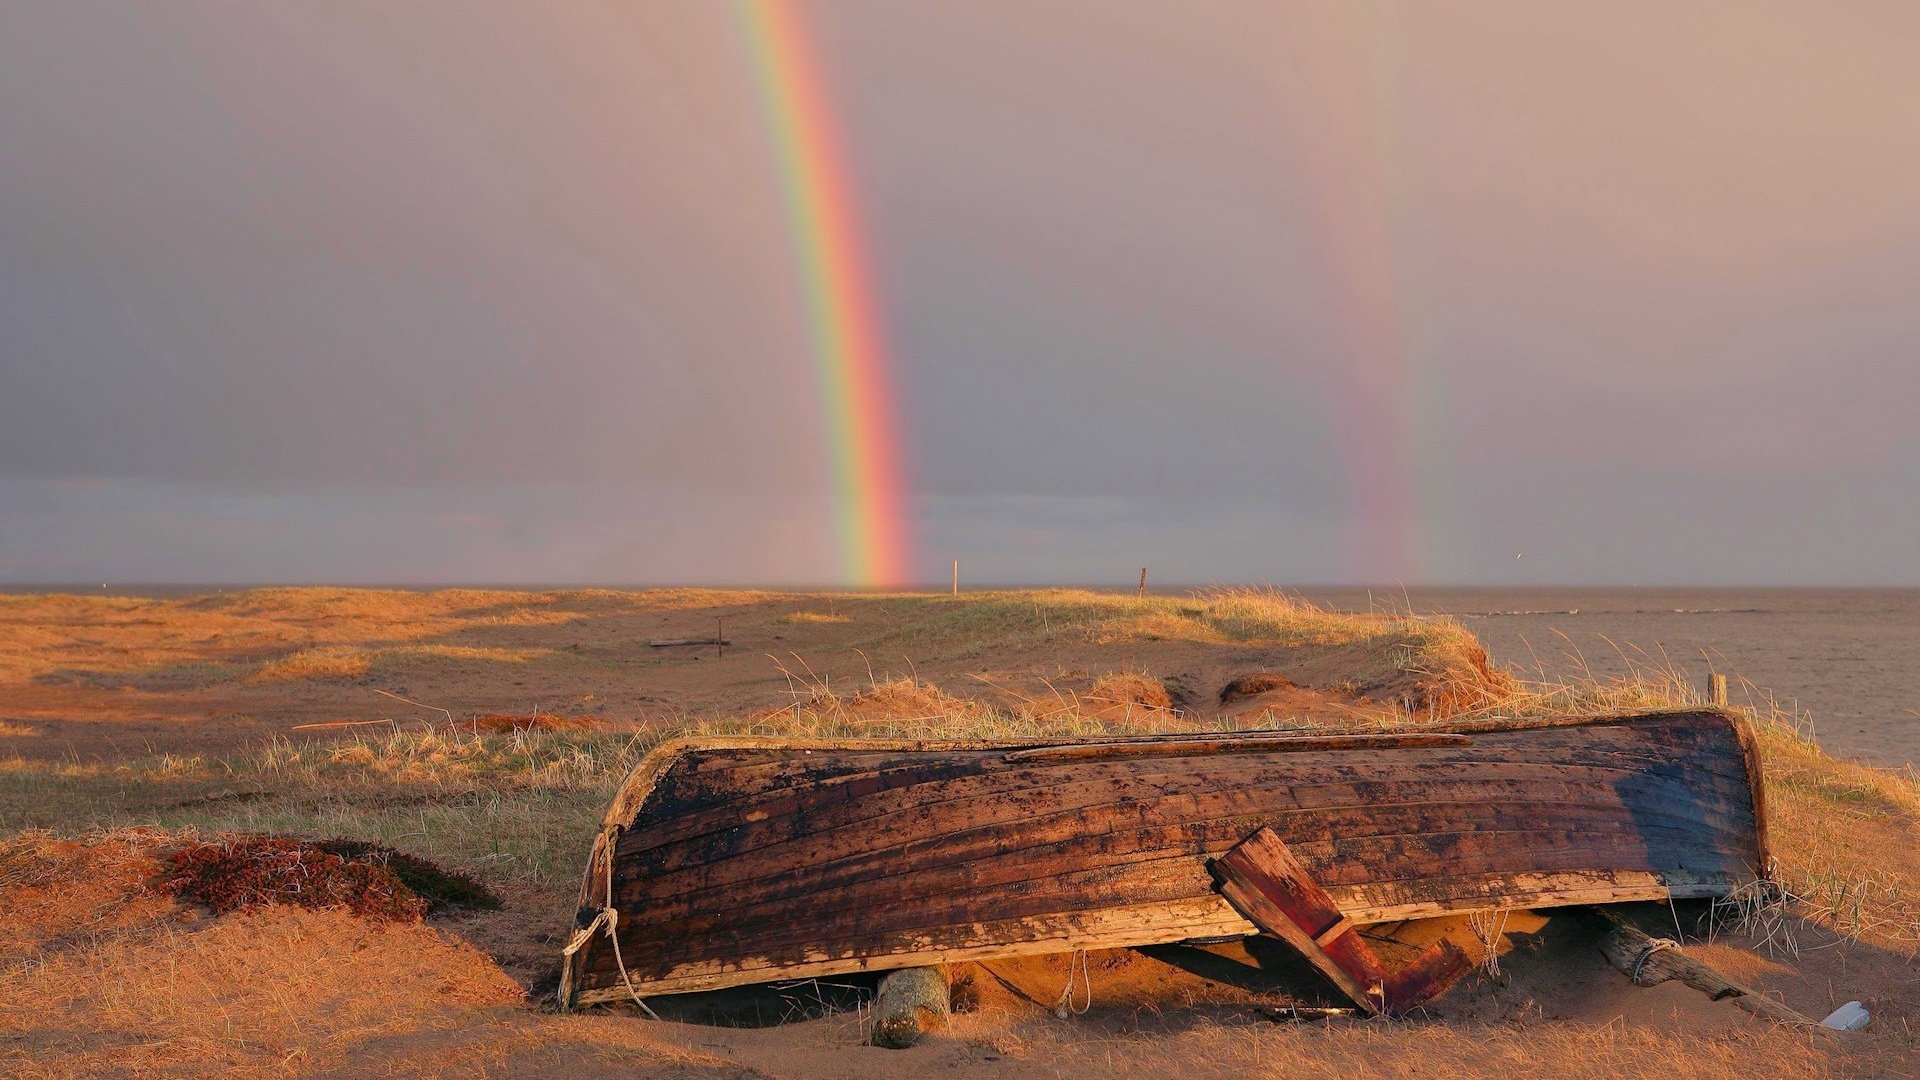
560,709,1768,1008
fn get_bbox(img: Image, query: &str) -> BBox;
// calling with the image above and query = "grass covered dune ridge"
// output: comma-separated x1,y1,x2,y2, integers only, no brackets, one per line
0,583,1489,683
1,586,1917,1077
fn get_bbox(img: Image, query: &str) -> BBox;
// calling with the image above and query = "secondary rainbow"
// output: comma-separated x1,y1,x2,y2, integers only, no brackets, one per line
1273,7,1438,583
734,0,912,588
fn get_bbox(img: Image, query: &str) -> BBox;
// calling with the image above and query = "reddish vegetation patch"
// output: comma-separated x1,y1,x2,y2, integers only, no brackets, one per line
158,837,497,922
468,713,601,733
161,838,427,921
312,839,502,912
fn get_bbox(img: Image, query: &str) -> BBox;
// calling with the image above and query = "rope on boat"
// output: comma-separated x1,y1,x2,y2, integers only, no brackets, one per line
1468,908,1512,978
1054,948,1092,1018
596,908,661,1020
1630,937,1681,985
590,825,660,1020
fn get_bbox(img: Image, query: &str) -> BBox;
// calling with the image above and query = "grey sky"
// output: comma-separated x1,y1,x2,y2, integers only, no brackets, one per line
3,2,1917,585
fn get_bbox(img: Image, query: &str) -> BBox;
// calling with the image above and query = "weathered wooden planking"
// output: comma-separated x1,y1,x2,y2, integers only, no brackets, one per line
608,771,1753,923
624,724,1753,857
612,782,1752,904
1213,827,1386,1006
614,753,1756,888
561,710,1768,1004
610,820,1740,959
1213,826,1472,1015
571,896,1256,1004
612,806,1744,935
602,737,1758,933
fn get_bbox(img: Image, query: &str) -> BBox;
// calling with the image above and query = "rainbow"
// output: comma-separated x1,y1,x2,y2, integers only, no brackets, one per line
1272,7,1440,584
733,0,912,588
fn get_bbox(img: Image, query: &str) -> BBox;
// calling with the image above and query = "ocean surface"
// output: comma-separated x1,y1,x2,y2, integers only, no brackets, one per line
8,583,1915,771
1294,587,1919,772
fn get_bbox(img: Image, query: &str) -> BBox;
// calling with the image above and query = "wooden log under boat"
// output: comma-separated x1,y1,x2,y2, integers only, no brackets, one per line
559,709,1768,1007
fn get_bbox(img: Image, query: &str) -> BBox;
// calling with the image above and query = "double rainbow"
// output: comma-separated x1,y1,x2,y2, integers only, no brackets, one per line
735,0,911,588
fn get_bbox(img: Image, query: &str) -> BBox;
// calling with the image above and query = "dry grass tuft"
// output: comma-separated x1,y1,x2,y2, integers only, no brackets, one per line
251,646,371,681
780,610,851,624
761,674,981,734
1083,672,1175,717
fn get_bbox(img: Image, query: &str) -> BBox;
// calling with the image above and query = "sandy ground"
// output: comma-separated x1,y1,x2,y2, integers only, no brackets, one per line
2,588,1916,1078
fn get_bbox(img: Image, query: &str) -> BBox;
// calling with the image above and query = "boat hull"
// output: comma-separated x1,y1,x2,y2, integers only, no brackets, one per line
561,710,1767,1005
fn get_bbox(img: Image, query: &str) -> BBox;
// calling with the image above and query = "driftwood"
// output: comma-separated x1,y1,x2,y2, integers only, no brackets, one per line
1213,827,1473,1015
646,637,731,648
868,966,949,1048
1592,908,1820,1026
288,719,400,732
